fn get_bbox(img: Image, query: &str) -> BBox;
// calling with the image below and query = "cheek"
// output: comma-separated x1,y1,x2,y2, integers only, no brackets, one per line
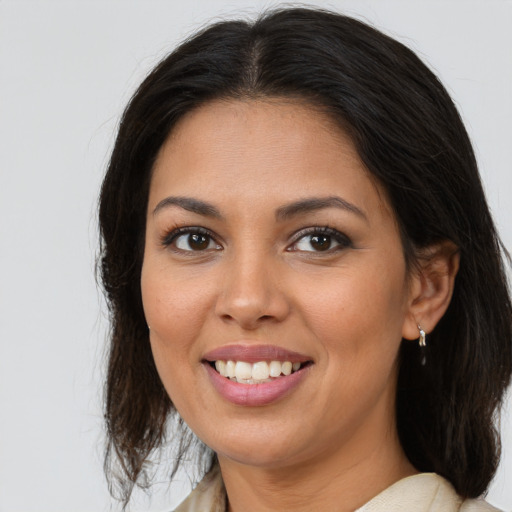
140,261,218,403
141,263,213,412
297,265,407,433
297,262,407,366
142,261,211,340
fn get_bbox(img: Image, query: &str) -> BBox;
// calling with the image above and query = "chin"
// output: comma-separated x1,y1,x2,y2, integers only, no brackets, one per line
197,418,313,469
217,443,299,469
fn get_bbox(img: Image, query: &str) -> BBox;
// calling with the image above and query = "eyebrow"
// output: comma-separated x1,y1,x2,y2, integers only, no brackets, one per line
153,196,223,219
152,195,367,222
275,196,368,222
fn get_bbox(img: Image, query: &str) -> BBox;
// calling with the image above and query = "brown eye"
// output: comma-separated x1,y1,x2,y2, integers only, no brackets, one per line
294,233,337,252
171,230,221,252
310,234,331,251
289,227,352,253
188,233,209,250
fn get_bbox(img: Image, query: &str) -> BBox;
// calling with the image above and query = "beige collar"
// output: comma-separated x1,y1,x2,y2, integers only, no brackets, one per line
174,465,226,512
356,472,499,511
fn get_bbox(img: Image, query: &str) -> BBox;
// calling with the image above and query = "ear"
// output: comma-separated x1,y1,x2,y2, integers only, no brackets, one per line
402,241,460,340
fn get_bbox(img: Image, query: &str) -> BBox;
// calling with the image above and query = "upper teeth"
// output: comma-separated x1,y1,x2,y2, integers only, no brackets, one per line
215,360,302,383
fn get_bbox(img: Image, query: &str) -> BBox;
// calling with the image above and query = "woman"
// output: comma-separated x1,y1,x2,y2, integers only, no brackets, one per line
98,7,512,511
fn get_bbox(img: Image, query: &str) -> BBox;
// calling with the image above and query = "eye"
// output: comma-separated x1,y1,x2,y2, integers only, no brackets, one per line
162,227,222,252
289,227,352,253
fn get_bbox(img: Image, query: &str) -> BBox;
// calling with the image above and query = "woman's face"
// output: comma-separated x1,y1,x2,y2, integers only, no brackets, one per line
141,99,415,470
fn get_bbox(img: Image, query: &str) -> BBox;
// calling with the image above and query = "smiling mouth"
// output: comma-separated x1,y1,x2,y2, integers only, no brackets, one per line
209,360,312,384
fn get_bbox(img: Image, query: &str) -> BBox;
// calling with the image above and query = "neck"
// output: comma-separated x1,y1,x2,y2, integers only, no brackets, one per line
218,415,416,512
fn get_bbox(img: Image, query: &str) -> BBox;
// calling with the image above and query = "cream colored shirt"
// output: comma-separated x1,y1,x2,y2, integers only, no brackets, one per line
174,466,502,512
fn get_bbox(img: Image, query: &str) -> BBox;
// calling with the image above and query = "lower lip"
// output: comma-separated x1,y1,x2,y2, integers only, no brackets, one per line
204,363,310,406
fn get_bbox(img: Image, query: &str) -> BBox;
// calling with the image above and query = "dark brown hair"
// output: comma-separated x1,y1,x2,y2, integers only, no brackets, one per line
98,7,512,507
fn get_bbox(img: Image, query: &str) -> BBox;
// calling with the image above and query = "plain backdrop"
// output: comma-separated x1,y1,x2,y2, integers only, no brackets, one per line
1,1,511,511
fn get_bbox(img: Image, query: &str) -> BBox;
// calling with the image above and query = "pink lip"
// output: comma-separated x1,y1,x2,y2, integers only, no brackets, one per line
204,362,311,407
203,344,311,364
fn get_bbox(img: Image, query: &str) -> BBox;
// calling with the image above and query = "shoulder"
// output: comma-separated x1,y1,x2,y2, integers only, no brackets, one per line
357,473,504,512
460,498,502,512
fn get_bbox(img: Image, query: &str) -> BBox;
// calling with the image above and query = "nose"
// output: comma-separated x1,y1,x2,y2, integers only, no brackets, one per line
215,250,291,330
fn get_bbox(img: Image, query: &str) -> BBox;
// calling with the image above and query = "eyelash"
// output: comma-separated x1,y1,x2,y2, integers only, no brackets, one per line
288,226,353,253
161,226,221,253
160,226,352,254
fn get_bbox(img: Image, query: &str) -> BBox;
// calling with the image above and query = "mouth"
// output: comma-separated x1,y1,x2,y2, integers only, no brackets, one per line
202,344,313,405
207,359,312,384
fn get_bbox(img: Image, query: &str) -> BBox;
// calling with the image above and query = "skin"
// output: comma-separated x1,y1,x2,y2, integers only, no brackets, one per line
141,99,458,511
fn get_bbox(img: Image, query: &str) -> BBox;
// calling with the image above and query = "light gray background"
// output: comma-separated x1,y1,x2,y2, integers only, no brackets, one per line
1,1,510,511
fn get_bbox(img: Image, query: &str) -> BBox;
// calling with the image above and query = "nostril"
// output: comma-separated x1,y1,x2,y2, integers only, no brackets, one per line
215,288,291,328
219,312,274,323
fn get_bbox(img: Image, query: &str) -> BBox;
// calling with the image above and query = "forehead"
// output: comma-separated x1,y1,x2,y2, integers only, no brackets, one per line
149,99,391,220
159,98,357,169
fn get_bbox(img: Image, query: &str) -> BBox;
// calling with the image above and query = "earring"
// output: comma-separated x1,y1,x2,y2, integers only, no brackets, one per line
417,325,426,347
417,324,427,366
